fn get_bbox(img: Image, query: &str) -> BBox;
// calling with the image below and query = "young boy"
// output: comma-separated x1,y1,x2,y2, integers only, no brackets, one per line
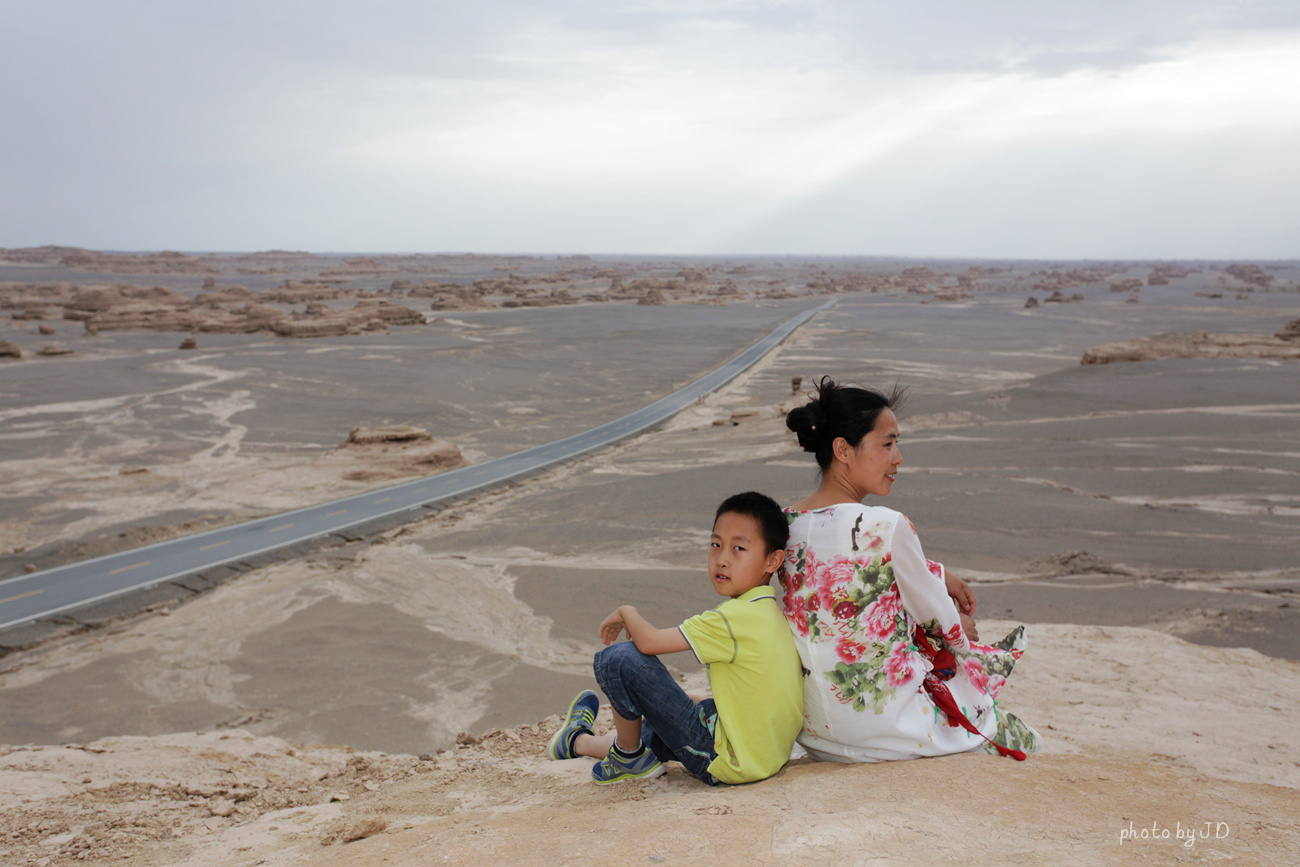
546,491,803,786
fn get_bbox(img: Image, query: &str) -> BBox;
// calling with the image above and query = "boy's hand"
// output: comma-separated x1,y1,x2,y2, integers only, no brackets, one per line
945,572,976,616
598,607,629,646
596,606,690,655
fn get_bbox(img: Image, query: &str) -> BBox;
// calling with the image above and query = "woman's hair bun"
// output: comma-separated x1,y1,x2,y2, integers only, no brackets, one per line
785,399,825,452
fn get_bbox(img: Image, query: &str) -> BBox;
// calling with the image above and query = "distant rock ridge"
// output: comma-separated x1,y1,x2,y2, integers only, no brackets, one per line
0,246,219,274
1081,319,1300,364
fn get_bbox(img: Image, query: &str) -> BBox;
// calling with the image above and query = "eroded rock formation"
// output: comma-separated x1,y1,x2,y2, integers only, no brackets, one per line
319,425,467,482
1081,324,1300,365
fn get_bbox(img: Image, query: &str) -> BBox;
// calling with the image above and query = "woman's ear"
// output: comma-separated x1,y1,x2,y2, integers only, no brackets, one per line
765,547,786,575
832,436,853,464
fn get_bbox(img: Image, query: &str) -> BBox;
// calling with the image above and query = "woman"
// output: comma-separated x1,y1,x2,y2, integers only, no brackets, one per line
780,377,1041,763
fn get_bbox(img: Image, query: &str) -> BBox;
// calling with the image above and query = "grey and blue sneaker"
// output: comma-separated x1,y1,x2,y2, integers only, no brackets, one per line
547,690,600,760
591,745,665,785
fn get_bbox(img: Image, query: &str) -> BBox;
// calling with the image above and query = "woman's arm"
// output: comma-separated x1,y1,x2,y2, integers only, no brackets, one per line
599,605,691,655
888,517,971,652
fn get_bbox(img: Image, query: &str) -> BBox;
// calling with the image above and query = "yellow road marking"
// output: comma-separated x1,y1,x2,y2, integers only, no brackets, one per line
199,540,230,551
0,588,43,605
326,509,347,517
109,561,150,575
268,523,295,532
372,497,392,504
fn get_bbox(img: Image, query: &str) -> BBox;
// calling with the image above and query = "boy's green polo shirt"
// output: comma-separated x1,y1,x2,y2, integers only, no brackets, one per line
679,585,803,784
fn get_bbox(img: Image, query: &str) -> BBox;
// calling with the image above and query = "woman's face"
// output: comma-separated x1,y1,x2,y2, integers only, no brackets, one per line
838,408,902,498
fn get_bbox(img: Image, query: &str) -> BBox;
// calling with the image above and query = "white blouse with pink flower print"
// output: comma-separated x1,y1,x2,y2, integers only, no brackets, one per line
780,504,1042,763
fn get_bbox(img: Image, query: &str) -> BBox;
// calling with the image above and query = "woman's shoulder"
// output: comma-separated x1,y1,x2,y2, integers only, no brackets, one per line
784,502,902,519
783,502,905,535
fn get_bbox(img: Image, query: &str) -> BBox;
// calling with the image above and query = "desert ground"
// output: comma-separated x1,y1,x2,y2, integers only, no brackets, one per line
1,248,1298,865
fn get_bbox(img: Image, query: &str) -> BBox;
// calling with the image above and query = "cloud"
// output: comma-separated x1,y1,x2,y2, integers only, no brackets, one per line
2,1,1298,255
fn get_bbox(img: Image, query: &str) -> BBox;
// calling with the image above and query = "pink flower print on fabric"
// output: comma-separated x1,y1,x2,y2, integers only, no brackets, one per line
883,640,918,687
963,658,991,694
925,558,944,579
986,674,1007,699
806,591,826,613
790,605,809,637
785,560,804,592
860,589,902,642
782,585,800,620
835,635,868,664
800,548,821,584
858,528,886,554
820,555,857,593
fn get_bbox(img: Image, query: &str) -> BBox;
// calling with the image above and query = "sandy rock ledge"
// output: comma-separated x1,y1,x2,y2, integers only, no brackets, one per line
2,622,1298,866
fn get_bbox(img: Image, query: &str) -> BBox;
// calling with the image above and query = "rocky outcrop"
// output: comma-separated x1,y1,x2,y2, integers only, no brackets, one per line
1276,317,1300,341
1224,263,1273,288
272,316,354,338
346,425,432,444
353,300,427,325
501,289,579,309
896,267,939,289
259,280,351,303
424,286,495,311
9,303,50,320
193,285,255,305
1081,330,1300,365
933,289,971,302
1043,290,1084,303
321,425,467,482
0,341,22,359
0,247,220,274
81,304,201,331
0,247,216,275
64,287,429,337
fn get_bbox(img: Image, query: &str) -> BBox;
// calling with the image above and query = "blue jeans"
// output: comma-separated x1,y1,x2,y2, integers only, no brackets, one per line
593,642,719,786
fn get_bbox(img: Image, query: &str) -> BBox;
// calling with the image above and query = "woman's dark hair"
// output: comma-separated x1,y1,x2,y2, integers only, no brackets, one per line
714,491,789,555
786,376,907,471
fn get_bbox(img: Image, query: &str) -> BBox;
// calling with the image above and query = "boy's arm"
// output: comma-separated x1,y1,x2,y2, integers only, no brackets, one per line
599,605,691,656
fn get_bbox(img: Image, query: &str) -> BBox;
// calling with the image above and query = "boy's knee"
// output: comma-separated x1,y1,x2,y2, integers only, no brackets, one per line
594,641,657,692
595,640,650,671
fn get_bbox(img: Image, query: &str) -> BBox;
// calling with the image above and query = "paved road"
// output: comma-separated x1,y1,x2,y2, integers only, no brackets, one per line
0,299,836,631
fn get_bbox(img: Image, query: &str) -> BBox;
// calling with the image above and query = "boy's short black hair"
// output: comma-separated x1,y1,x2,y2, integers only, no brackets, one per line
713,491,788,555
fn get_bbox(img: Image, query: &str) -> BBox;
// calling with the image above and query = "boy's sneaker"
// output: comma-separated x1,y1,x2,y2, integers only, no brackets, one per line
547,690,600,760
591,745,665,785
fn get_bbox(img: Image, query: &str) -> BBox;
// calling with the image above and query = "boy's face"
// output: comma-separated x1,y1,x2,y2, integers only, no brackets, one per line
708,511,786,599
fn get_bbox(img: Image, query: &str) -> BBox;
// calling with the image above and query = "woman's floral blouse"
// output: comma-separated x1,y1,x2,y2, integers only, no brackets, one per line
780,504,1042,762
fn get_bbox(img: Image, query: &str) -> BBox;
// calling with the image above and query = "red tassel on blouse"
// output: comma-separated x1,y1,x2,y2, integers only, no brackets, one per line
913,627,1027,761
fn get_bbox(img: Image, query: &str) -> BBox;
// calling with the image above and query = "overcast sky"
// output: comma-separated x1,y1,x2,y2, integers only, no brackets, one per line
3,1,1298,257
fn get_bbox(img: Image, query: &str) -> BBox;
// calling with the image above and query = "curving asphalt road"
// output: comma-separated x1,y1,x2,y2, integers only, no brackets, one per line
0,298,836,632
